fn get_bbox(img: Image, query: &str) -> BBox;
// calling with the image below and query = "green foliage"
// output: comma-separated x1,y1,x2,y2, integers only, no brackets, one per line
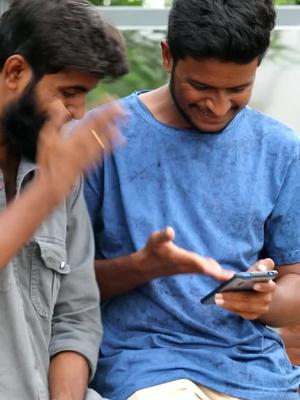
268,31,300,63
87,0,300,107
88,31,167,107
275,0,300,4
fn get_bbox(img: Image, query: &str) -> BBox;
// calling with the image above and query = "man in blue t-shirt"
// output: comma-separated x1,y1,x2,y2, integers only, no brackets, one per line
84,1,300,399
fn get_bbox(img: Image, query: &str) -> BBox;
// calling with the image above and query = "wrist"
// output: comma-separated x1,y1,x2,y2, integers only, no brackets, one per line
31,172,65,206
130,247,167,283
49,352,88,400
50,386,73,400
129,249,153,283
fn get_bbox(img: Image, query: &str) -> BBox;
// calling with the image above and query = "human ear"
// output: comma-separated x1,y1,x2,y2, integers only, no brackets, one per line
3,55,32,92
161,40,173,73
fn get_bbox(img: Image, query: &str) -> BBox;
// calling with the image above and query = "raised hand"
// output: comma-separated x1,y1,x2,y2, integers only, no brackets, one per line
139,226,233,282
37,99,126,203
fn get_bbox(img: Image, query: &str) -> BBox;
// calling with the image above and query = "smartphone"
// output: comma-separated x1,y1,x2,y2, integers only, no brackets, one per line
200,270,278,305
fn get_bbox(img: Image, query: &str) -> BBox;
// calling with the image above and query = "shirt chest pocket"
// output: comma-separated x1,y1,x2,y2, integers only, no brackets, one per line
30,241,70,319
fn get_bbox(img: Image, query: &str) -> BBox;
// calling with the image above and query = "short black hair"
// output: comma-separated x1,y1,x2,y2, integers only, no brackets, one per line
167,0,276,64
0,0,128,79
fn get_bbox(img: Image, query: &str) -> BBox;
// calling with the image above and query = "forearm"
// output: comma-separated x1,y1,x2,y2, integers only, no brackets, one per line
0,174,62,269
49,352,89,400
96,228,233,301
95,250,151,301
259,273,300,327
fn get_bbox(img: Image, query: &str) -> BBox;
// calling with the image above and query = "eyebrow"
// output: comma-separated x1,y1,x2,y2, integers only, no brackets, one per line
189,79,253,90
59,85,90,93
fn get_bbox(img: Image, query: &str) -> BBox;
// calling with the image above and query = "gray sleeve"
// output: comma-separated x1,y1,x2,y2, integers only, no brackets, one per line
49,180,102,379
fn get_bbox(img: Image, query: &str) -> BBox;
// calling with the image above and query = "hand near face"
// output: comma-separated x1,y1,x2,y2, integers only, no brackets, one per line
140,226,233,282
214,258,277,320
36,98,126,203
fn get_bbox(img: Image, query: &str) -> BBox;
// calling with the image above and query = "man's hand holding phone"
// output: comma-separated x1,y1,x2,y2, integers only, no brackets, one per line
203,258,277,320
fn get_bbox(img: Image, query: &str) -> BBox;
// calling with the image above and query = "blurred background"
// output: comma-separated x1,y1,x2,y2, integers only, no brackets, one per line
0,0,298,129
87,0,300,132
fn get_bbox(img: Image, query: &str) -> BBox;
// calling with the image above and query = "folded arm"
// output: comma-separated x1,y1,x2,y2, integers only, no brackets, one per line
49,184,102,399
49,351,89,400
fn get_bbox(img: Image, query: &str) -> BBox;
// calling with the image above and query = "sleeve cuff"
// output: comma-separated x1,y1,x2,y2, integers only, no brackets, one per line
49,340,99,380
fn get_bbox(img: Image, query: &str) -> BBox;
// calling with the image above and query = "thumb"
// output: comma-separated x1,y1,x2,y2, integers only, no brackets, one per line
148,226,175,247
249,258,275,272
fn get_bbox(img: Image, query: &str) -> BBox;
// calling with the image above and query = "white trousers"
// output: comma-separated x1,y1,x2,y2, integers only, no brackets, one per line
86,388,109,400
127,379,240,400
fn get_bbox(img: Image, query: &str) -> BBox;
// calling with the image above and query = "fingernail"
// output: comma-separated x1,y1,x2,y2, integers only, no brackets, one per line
215,294,224,305
257,263,267,271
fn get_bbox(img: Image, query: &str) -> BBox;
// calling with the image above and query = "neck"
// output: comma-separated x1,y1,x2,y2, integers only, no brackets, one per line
139,85,190,129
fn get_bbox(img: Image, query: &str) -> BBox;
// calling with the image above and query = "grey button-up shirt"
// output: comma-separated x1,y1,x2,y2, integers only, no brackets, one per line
0,160,102,400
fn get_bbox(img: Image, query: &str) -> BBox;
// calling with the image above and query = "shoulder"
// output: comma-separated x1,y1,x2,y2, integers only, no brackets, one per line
244,107,300,159
85,92,144,139
119,92,140,108
87,92,140,115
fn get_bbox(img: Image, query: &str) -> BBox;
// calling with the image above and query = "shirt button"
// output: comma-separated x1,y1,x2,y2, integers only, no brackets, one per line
60,261,66,270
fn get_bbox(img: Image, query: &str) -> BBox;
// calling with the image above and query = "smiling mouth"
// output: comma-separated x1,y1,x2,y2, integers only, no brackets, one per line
195,107,236,125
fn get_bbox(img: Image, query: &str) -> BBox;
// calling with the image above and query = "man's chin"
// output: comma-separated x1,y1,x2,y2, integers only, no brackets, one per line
191,113,240,133
193,122,229,134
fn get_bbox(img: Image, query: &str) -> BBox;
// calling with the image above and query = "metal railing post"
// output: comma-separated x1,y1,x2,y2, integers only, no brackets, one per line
0,0,9,14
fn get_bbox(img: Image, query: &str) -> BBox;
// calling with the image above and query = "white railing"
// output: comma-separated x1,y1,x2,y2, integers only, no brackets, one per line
96,6,300,30
0,2,299,29
0,0,8,15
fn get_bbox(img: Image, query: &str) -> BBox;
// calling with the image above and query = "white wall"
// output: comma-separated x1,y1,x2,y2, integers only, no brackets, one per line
251,30,300,132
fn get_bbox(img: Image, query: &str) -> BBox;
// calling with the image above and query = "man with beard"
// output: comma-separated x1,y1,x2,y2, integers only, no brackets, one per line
85,0,300,399
0,0,127,399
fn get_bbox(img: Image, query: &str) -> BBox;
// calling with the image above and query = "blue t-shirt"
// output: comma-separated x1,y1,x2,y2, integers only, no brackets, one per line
85,92,300,400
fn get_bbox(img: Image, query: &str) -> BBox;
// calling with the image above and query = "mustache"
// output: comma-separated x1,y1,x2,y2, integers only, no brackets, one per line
194,104,240,117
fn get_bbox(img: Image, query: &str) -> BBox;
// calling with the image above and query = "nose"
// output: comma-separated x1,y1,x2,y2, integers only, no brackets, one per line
67,98,86,120
205,91,231,117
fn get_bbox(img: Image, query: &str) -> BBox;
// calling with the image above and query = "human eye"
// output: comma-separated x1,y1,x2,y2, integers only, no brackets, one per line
189,81,209,91
230,85,248,94
60,88,79,98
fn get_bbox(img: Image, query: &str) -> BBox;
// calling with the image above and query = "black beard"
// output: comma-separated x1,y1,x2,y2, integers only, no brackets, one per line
169,68,229,134
169,68,204,132
2,79,47,163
